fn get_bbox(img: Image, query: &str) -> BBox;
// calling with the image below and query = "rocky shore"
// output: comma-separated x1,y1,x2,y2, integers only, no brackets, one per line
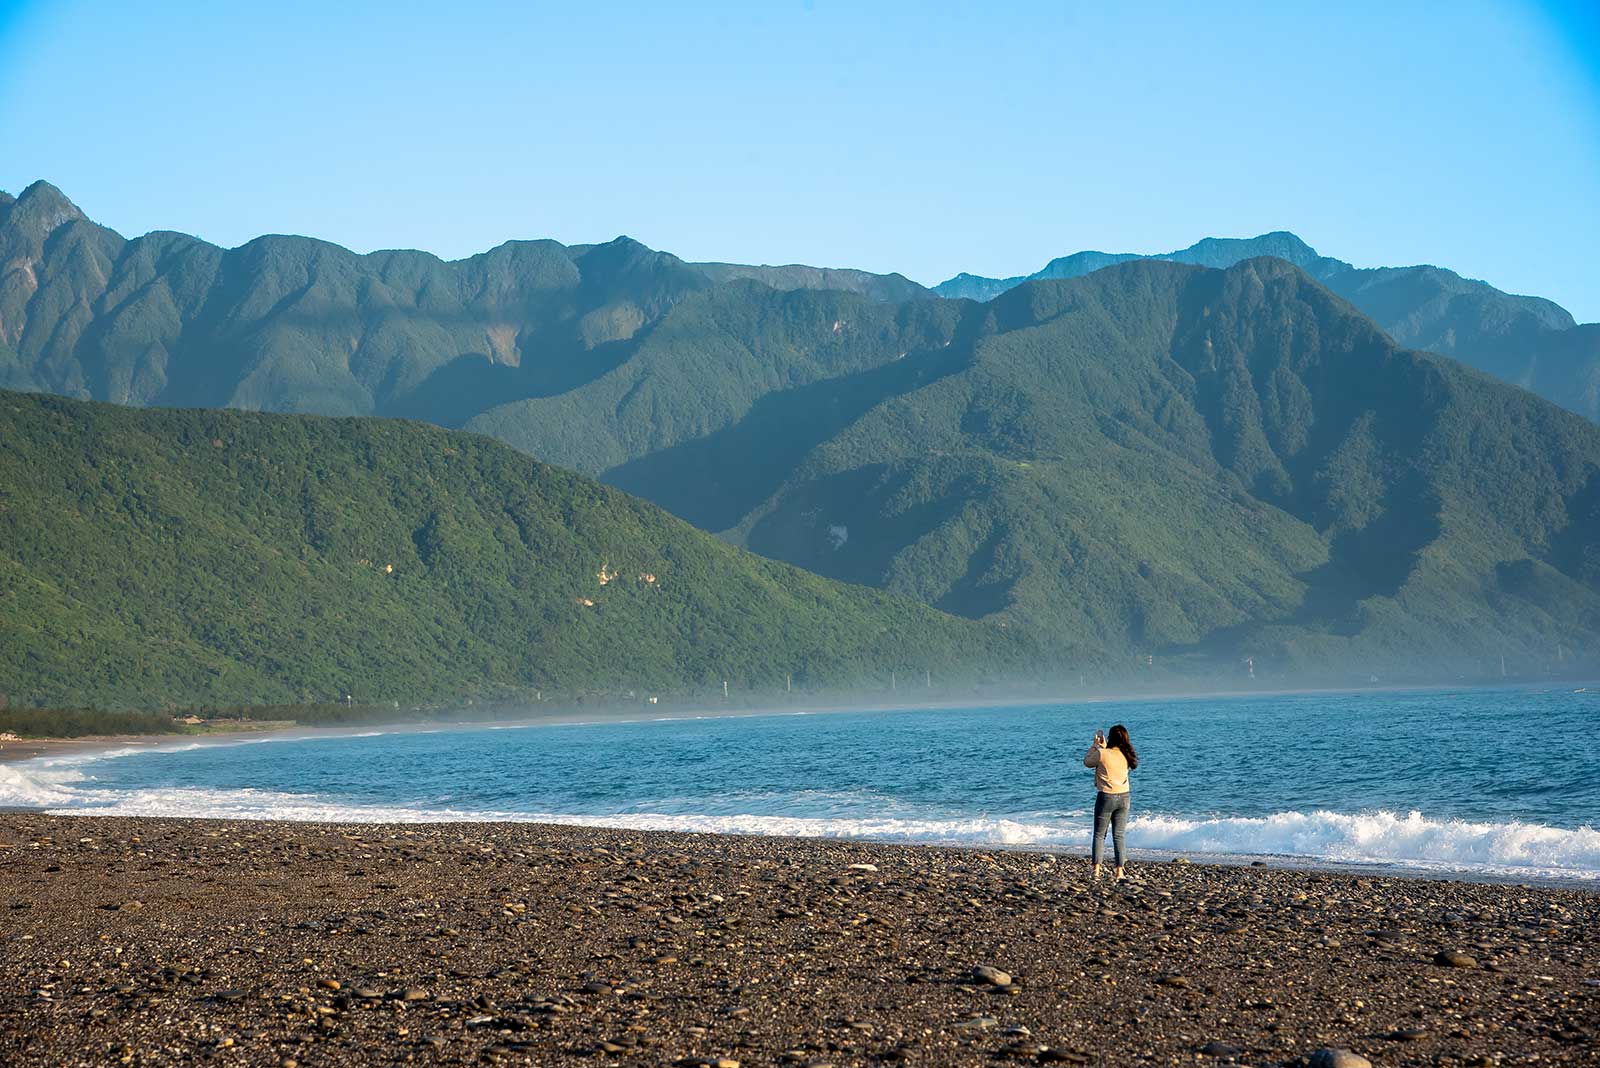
1,815,1595,1067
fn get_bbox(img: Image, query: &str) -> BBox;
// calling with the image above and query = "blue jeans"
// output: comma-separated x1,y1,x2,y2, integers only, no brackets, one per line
1092,790,1130,868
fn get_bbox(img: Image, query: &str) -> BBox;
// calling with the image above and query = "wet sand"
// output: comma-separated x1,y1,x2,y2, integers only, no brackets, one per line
0,733,188,765
1,815,1595,1067
0,725,309,766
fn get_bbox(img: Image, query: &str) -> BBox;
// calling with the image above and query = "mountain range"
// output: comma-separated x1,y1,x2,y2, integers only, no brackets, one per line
935,232,1599,423
3,179,1599,686
0,390,1024,708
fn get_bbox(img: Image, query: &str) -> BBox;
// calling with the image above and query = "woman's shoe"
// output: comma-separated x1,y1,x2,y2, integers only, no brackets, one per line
1114,867,1125,881
1092,864,1102,881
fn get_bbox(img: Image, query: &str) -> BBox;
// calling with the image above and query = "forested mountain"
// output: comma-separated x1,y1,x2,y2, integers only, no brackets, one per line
505,257,1600,678
0,181,926,424
935,232,1600,421
0,391,1024,708
5,181,1600,682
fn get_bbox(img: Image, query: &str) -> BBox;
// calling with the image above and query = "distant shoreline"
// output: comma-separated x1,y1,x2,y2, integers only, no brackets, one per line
6,676,1594,766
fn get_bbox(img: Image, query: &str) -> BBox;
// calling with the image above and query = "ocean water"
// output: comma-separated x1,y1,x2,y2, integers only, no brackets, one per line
5,686,1599,882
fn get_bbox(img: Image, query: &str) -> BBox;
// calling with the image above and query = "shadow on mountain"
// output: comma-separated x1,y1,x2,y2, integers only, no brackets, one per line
383,354,526,426
1297,477,1444,625
1547,467,1600,590
738,462,987,592
379,328,648,426
932,523,1015,619
1171,476,1444,659
603,341,974,532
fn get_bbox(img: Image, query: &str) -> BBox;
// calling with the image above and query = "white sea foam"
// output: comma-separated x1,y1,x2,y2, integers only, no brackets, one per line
3,755,1596,881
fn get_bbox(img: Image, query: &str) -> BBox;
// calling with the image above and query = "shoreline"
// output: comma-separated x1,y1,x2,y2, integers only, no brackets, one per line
7,675,1596,768
2,813,1595,1067
7,686,1597,892
0,804,1589,892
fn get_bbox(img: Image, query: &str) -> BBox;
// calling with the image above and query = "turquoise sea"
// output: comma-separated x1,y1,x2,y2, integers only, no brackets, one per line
5,686,1598,882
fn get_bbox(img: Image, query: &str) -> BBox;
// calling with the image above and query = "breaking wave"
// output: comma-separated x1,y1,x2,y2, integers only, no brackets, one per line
4,754,1596,882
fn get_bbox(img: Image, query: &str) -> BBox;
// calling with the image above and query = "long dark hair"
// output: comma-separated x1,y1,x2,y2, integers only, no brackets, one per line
1108,724,1137,770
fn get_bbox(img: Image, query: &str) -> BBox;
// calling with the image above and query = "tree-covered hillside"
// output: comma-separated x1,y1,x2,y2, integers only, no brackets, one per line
6,181,1600,681
521,259,1600,677
0,391,1026,708
0,182,924,426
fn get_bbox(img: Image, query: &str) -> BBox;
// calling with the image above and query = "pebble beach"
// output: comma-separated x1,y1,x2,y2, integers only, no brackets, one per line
1,814,1596,1068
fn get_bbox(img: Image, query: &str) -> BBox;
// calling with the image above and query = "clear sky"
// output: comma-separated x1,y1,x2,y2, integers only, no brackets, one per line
2,0,1597,320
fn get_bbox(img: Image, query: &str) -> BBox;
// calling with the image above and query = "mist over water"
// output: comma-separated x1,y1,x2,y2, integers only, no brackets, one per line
5,686,1598,882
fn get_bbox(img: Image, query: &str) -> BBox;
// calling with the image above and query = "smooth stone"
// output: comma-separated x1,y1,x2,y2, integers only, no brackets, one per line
1434,950,1478,968
400,989,431,1001
1308,1050,1372,1068
1199,1041,1242,1056
1388,1028,1431,1041
972,965,1011,986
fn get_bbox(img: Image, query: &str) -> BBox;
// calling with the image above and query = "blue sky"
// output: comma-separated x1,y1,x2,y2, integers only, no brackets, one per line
2,0,1597,320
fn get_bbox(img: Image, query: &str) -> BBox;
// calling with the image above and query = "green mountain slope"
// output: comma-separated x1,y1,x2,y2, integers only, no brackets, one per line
935,233,1599,421
563,259,1600,677
0,182,924,427
6,182,1600,679
9,181,1595,436
0,391,1024,708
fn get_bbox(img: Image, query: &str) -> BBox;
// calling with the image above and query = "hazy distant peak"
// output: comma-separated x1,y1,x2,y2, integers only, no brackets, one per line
578,234,682,269
1207,230,1315,253
17,179,80,214
7,179,86,241
689,260,933,301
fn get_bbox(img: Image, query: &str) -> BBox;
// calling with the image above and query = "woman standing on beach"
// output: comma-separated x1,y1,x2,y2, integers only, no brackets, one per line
1084,723,1137,880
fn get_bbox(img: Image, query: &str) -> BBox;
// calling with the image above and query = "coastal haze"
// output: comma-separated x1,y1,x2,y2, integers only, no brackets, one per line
3,2,1599,1066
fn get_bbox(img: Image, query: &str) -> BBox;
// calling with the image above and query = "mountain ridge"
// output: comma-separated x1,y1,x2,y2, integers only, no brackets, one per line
466,252,1600,678
5,182,1600,681
5,181,1593,422
934,230,1596,421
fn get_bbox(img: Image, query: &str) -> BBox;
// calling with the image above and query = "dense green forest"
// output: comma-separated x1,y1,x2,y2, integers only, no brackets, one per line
4,180,1600,686
0,391,1028,709
2,180,1593,428
469,258,1600,677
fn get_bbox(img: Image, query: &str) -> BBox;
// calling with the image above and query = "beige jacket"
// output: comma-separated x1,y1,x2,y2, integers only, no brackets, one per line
1084,742,1130,794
